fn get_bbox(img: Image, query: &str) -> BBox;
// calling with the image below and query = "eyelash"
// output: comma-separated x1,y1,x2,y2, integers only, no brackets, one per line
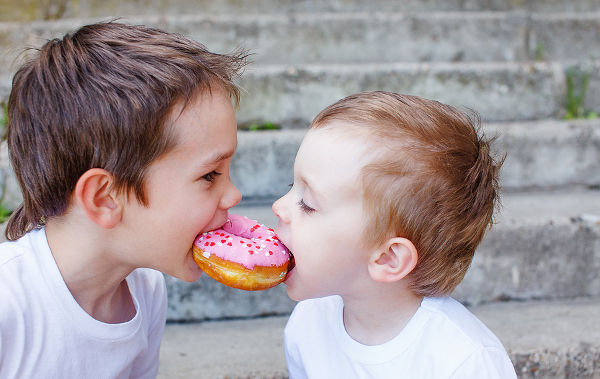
297,199,316,214
202,170,222,182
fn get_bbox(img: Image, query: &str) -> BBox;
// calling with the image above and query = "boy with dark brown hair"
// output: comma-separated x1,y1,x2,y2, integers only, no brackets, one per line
0,22,246,377
273,91,516,378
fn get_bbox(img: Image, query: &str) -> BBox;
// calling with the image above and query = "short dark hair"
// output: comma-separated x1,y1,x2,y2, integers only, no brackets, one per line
311,91,503,296
6,22,247,240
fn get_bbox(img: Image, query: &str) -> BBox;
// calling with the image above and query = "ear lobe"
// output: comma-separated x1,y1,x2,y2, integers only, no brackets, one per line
368,237,418,283
75,168,123,229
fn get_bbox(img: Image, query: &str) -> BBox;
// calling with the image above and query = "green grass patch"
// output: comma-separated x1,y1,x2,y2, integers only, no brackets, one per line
0,203,11,223
239,121,280,131
564,66,598,120
0,102,7,138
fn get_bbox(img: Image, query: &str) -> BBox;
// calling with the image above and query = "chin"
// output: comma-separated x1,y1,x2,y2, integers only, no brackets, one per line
174,253,204,282
284,282,307,302
177,267,203,283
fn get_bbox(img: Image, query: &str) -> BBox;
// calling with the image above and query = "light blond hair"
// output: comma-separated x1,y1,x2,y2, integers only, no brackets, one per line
311,91,503,297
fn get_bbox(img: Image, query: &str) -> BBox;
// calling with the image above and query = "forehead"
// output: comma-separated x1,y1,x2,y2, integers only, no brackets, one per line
163,89,237,163
296,125,374,197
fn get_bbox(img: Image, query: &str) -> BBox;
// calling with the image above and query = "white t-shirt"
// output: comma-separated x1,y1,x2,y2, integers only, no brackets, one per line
284,295,517,379
0,228,167,379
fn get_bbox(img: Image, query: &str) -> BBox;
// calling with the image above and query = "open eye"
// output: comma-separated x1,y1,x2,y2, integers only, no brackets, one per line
297,199,316,214
202,170,222,182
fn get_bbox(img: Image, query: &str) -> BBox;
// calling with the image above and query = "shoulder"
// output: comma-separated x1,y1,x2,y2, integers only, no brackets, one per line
0,231,43,327
0,230,43,294
0,229,37,267
421,297,506,349
419,297,516,377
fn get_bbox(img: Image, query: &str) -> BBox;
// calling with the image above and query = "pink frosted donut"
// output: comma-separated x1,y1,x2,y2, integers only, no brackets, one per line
192,214,291,291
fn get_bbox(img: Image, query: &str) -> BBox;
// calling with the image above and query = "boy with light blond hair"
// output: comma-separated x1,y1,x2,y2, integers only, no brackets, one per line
273,91,516,378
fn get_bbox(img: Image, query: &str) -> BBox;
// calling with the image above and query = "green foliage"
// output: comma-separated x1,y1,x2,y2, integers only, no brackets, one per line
241,121,280,131
0,102,7,139
0,203,11,224
0,102,12,222
535,42,545,61
564,67,598,120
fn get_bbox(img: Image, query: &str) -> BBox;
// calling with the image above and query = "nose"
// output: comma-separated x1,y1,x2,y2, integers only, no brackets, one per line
220,179,242,210
272,194,290,224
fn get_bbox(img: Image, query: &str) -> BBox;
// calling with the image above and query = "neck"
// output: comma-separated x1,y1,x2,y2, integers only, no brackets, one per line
45,214,136,323
341,284,422,346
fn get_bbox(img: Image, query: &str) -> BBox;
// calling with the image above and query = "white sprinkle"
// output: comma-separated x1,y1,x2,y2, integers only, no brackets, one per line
203,251,211,259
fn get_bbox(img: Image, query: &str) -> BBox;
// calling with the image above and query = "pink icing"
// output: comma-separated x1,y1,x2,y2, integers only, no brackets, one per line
193,214,290,270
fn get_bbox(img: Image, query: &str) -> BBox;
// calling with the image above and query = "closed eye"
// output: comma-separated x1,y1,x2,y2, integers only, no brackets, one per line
297,199,316,214
202,170,222,182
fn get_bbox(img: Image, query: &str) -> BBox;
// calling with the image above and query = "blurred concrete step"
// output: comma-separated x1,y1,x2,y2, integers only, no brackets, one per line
3,12,598,66
4,119,596,210
158,297,600,378
455,189,600,305
229,119,600,201
145,12,600,64
2,20,599,121
165,189,600,320
2,0,599,22
235,61,599,125
2,119,599,215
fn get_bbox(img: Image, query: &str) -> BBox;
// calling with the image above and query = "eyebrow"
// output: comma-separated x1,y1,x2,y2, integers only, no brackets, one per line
192,149,235,171
207,149,235,164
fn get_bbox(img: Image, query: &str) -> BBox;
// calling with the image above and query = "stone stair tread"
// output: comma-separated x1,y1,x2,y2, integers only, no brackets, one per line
5,10,600,22
2,13,598,69
499,189,600,223
2,0,599,23
232,117,600,205
232,189,600,229
157,297,600,378
234,61,599,125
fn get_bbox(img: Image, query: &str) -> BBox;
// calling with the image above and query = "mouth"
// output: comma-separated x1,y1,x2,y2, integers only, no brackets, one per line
284,250,295,281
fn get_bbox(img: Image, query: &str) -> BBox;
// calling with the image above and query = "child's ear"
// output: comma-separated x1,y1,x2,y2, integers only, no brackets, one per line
368,237,418,283
74,168,123,229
